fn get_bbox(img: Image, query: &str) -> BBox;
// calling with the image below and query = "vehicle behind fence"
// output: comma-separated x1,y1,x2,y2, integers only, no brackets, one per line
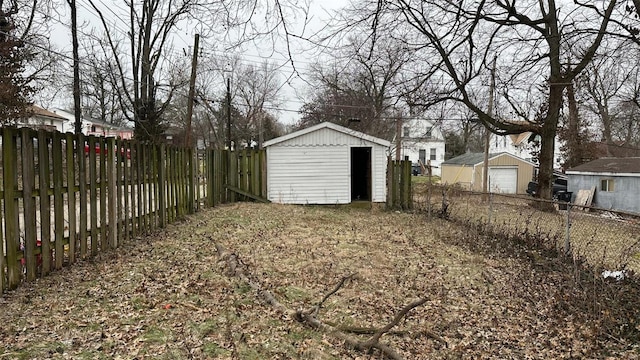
0,127,265,295
412,182,640,275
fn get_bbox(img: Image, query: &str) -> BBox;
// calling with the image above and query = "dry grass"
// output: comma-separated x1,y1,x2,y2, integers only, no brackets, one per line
1,203,639,359
414,184,640,273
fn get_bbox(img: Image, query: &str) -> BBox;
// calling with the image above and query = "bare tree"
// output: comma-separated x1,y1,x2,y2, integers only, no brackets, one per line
234,61,283,148
577,49,634,144
339,0,618,200
86,0,200,142
0,0,61,120
298,36,411,140
79,45,126,126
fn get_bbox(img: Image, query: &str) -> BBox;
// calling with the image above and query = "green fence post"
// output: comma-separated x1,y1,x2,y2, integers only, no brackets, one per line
21,128,37,281
3,128,20,288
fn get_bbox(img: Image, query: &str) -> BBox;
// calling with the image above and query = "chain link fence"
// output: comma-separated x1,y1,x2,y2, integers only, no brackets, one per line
412,182,640,275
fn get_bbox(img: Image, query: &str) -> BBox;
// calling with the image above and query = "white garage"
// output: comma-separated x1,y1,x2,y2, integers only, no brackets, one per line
488,167,518,194
263,122,390,204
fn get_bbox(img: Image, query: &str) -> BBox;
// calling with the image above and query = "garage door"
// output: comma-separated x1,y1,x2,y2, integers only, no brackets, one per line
488,167,517,194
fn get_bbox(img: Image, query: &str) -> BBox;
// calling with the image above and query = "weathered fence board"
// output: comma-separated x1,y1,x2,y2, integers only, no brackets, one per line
387,156,412,210
1,130,268,296
52,132,64,270
89,136,98,256
37,130,52,276
66,133,77,263
78,133,87,259
21,129,37,281
3,130,19,289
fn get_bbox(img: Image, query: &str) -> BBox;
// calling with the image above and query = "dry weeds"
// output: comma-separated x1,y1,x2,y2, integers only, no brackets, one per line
1,203,639,359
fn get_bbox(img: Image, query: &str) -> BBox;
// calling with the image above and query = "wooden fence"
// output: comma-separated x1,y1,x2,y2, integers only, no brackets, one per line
386,156,412,210
0,127,266,295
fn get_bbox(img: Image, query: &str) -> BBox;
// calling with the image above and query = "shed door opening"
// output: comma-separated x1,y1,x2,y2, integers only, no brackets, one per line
351,147,372,201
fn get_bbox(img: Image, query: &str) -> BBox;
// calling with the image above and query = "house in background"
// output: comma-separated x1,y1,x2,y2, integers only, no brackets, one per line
488,130,563,170
400,118,446,177
14,105,68,132
566,157,640,214
440,152,535,194
264,122,390,204
52,108,134,139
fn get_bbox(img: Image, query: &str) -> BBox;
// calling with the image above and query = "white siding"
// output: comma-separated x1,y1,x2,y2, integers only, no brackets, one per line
266,126,389,204
371,145,387,202
274,127,384,147
400,119,446,177
268,146,350,204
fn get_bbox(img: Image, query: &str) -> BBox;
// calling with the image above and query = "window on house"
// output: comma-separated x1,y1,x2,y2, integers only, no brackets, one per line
91,125,96,132
425,129,432,138
403,126,410,138
419,149,426,165
430,148,437,161
601,179,614,192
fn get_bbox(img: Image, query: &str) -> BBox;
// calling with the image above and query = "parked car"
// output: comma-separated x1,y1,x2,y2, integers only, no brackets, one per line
412,163,421,176
526,177,568,198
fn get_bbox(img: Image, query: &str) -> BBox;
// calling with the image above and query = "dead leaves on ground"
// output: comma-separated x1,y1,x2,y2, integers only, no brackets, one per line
1,203,639,359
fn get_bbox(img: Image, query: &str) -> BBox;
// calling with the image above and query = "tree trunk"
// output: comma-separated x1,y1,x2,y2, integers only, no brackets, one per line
537,84,563,201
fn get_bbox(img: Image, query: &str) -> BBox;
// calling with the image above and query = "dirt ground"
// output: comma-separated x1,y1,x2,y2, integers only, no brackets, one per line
1,203,639,359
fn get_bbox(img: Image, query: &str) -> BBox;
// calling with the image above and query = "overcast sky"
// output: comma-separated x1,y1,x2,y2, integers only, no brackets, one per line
47,0,348,125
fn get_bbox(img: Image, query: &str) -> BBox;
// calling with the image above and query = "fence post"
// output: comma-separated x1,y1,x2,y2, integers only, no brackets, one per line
403,156,412,209
107,138,117,249
99,138,108,247
65,133,77,263
53,133,65,268
427,162,432,221
261,150,267,199
2,128,20,289
488,191,493,226
116,139,123,241
77,133,88,257
565,202,571,256
21,128,37,282
386,156,393,208
158,144,167,228
38,130,52,276
88,136,98,255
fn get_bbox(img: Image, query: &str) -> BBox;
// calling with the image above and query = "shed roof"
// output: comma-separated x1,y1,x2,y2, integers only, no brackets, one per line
263,122,391,148
442,152,535,166
442,152,497,165
30,105,67,121
567,157,640,175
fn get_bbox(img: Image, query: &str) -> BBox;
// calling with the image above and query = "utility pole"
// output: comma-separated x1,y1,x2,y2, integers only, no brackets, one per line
395,117,402,161
258,111,264,149
185,33,199,148
483,56,497,195
226,77,232,150
68,0,82,134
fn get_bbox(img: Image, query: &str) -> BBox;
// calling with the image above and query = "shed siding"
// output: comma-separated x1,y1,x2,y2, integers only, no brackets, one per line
372,146,387,202
273,127,379,147
267,137,388,204
568,174,640,214
471,155,533,193
441,165,473,189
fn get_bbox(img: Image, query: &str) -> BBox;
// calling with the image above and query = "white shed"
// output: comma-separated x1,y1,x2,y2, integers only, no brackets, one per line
263,122,390,204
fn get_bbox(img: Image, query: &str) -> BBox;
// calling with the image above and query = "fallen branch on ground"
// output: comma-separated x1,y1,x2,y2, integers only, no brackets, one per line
213,241,434,359
298,273,356,318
